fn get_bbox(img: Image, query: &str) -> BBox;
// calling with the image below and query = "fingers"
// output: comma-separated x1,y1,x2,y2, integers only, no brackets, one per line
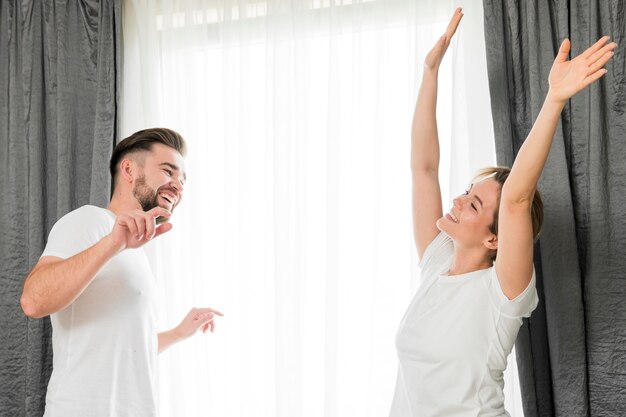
202,321,215,333
153,222,173,238
581,35,610,59
424,8,463,69
202,320,215,333
134,215,146,240
588,49,615,75
555,38,571,63
143,213,156,239
199,307,224,317
119,213,139,238
587,41,617,63
444,7,463,41
198,313,215,333
191,308,224,320
587,41,617,69
117,209,166,241
147,206,172,223
583,68,608,88
190,307,223,334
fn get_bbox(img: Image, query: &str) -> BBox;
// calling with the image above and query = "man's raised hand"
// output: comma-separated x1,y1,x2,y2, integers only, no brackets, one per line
109,207,172,251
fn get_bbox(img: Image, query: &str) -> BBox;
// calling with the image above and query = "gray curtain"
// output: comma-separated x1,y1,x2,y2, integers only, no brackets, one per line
0,1,121,415
483,1,626,416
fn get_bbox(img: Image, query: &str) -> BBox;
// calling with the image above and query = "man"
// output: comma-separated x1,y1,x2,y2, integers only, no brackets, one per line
20,128,222,416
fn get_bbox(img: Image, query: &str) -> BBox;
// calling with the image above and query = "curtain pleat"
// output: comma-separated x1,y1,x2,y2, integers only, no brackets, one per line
483,1,626,415
0,1,121,415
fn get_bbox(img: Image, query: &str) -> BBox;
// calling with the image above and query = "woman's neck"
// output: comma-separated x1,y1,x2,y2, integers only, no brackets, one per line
448,244,493,276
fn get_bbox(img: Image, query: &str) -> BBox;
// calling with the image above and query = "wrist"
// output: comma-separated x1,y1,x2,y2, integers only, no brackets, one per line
545,90,568,108
170,326,186,342
422,65,440,76
101,234,125,256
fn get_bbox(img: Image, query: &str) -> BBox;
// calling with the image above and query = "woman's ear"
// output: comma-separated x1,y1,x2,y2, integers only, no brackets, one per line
484,234,498,251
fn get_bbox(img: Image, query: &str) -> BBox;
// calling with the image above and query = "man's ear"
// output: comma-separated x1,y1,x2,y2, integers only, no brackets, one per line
484,234,498,251
119,159,135,183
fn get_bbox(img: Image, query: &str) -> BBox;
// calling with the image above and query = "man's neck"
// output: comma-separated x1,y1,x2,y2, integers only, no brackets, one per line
107,193,142,216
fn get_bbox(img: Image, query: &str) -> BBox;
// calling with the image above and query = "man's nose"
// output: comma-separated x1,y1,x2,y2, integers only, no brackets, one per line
171,177,184,193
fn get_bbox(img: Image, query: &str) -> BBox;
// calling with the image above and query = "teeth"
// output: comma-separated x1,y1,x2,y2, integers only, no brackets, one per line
160,193,173,203
450,210,459,223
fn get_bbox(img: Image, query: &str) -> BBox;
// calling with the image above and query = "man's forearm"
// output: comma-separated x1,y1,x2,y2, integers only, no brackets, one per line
158,328,183,354
21,235,122,318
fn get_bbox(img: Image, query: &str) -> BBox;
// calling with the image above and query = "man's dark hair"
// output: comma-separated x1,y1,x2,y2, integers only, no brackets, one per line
110,128,187,191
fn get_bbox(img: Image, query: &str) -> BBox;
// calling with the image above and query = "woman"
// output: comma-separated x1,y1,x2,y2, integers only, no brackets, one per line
389,8,616,417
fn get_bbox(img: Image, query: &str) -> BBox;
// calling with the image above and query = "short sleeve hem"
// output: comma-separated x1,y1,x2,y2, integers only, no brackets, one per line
418,232,452,269
490,268,539,318
40,205,114,261
40,251,72,260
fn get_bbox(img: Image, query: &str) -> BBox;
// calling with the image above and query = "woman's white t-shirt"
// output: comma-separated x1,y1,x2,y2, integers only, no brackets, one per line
389,232,539,417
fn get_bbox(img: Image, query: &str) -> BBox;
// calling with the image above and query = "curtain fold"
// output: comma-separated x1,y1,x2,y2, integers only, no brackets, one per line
483,1,626,416
0,1,121,415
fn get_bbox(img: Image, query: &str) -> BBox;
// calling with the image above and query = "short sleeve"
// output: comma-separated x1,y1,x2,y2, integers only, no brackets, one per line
418,232,454,277
41,206,114,260
490,267,539,318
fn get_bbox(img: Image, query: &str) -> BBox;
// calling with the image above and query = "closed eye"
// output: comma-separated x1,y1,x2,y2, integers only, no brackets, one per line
471,203,477,211
164,169,173,176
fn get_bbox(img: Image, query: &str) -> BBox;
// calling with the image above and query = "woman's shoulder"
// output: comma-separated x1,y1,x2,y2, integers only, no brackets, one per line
488,267,539,318
418,232,453,269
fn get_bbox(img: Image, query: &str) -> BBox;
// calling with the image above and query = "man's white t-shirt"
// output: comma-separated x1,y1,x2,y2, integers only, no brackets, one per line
389,232,539,417
41,205,158,417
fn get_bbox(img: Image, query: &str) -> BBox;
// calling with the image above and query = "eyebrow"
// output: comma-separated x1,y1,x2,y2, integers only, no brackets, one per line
474,195,483,208
160,162,187,181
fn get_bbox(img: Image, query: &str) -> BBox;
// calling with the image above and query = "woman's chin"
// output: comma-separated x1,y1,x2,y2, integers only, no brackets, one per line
436,217,457,238
435,217,447,232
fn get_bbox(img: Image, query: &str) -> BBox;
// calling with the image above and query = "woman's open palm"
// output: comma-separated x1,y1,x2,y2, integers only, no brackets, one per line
424,8,463,71
549,36,617,102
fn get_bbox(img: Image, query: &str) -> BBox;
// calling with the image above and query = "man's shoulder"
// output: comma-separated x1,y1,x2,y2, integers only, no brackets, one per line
43,206,114,258
56,205,113,224
49,205,115,238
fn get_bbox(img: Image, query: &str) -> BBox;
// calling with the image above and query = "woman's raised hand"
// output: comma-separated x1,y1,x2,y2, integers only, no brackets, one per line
548,36,617,103
424,8,463,71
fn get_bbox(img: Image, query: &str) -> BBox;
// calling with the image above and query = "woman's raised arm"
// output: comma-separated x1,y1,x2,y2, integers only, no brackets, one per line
411,8,463,259
496,37,617,299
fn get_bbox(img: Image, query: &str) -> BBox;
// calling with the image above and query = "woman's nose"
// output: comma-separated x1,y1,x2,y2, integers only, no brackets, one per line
453,195,468,209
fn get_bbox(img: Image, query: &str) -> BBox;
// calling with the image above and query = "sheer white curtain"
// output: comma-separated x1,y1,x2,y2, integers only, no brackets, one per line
121,0,523,416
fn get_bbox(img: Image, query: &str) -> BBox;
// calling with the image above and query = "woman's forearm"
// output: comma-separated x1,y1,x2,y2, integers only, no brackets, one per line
503,36,616,205
411,68,441,173
501,93,566,204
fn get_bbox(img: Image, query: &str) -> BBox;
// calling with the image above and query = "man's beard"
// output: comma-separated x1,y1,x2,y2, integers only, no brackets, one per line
132,175,171,223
